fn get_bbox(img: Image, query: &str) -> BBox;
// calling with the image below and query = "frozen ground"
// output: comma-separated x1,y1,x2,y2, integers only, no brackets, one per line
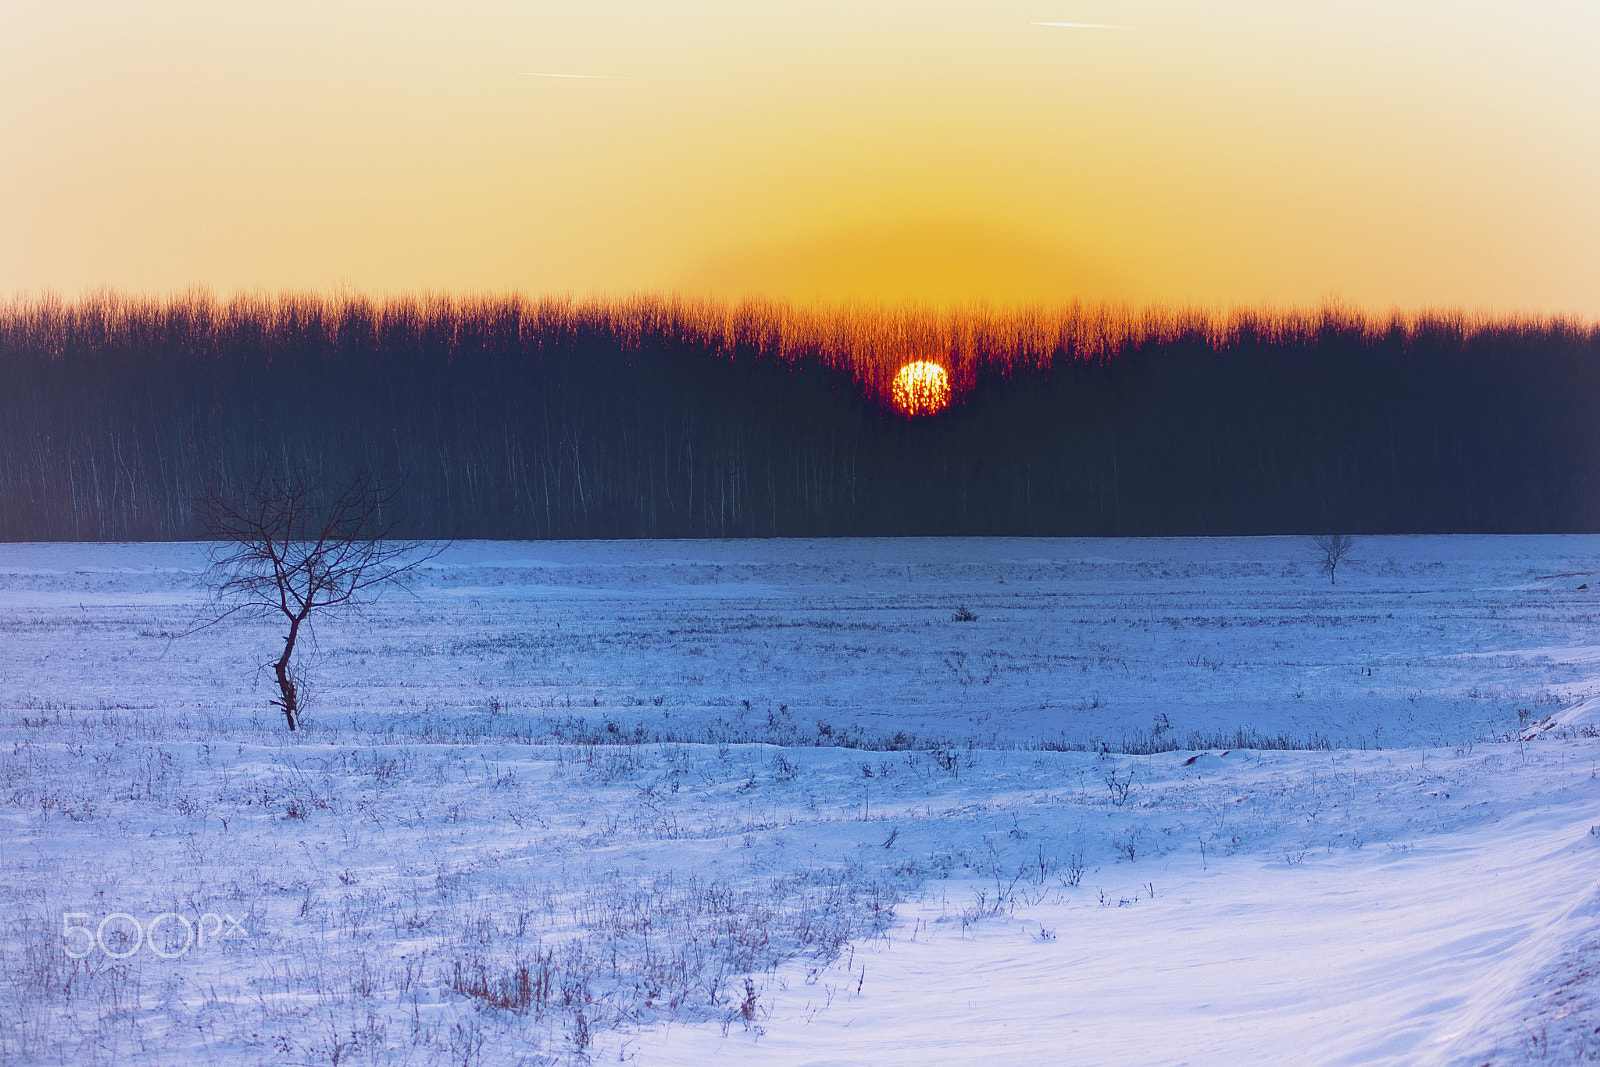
0,536,1597,1065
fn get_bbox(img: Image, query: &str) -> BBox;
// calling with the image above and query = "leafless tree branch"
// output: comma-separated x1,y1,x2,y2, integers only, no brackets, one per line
201,472,445,730
1312,533,1356,586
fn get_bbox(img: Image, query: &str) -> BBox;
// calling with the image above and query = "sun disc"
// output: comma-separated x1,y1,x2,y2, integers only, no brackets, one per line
891,361,951,416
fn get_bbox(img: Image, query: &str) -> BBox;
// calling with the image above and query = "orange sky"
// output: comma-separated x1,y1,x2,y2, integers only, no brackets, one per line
3,1,1597,314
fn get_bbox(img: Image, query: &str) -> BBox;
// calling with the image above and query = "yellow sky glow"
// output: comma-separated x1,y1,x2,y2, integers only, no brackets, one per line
3,0,1597,314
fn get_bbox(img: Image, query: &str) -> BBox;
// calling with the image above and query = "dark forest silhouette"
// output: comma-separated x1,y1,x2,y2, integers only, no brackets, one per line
2,292,1597,540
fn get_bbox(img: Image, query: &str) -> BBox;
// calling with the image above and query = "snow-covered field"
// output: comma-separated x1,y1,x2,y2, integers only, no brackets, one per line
1,536,1597,1065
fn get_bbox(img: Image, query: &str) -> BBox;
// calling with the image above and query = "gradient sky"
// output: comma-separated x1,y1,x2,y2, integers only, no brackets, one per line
4,1,1597,313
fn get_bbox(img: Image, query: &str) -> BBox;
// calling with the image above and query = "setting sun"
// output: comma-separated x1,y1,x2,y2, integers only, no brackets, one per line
891,361,951,417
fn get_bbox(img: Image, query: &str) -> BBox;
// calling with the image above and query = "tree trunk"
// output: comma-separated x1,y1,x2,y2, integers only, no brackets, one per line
274,615,303,730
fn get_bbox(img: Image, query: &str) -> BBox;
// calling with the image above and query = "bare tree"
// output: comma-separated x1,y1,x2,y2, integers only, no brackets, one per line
1312,533,1356,586
203,474,442,730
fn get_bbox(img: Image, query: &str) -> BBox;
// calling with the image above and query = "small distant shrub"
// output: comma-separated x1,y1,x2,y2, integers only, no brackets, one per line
1103,766,1135,807
1312,533,1357,585
1061,848,1086,887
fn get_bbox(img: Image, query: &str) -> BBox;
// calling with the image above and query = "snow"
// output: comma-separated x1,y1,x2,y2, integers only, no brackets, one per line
1,535,1596,1065
631,786,1600,1067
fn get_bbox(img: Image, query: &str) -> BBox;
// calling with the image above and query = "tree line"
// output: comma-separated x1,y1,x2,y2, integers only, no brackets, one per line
1,291,1597,540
